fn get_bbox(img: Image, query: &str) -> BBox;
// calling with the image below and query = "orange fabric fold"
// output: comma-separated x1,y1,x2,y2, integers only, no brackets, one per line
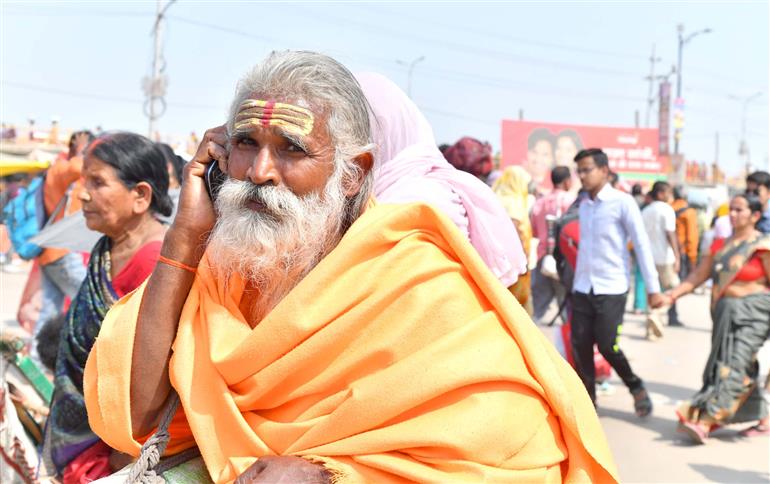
84,202,617,483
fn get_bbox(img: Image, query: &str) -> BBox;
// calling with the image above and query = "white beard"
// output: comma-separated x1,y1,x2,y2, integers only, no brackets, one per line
206,163,349,322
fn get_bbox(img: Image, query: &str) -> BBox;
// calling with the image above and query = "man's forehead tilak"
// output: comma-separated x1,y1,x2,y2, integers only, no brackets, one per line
233,99,315,138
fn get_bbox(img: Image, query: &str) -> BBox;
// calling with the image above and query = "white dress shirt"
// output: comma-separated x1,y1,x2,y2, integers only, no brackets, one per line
641,200,677,265
574,183,661,295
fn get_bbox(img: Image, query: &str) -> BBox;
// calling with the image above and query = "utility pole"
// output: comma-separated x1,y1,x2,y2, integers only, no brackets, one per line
396,56,425,98
644,44,661,128
655,66,675,160
143,0,176,139
673,23,712,156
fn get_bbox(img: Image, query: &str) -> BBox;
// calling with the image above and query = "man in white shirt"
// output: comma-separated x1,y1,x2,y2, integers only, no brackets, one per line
641,181,681,338
572,148,664,417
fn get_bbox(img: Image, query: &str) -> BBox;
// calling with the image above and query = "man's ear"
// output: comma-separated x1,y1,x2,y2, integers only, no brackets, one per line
344,151,374,197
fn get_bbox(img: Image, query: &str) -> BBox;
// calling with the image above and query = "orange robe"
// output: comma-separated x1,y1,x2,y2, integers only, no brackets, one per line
84,202,617,483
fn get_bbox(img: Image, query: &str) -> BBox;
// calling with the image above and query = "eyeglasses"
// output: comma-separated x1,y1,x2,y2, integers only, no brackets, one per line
576,166,596,175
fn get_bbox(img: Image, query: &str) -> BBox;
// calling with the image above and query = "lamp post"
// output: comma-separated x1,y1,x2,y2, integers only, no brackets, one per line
673,24,712,156
397,56,425,98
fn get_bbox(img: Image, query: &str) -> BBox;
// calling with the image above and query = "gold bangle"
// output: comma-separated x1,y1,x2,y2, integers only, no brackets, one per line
158,255,197,273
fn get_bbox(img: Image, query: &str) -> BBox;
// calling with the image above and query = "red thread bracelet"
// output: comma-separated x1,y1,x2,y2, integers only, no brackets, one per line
158,255,197,273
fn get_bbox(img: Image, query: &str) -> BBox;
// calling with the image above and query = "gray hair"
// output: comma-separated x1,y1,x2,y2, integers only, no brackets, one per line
228,50,374,219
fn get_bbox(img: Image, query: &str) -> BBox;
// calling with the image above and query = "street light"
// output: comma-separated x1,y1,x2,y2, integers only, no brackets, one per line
673,24,712,156
396,56,425,98
730,91,763,174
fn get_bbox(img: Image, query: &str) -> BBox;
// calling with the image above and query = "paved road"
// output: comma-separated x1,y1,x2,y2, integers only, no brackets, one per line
2,263,769,482
540,290,770,483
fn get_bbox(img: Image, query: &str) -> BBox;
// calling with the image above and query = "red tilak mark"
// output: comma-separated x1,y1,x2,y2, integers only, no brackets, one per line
261,100,276,127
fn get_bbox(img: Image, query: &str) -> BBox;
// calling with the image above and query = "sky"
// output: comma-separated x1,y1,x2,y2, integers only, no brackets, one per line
1,0,768,176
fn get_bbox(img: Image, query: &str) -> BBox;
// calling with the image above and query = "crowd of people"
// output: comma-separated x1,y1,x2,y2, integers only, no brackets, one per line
0,50,767,483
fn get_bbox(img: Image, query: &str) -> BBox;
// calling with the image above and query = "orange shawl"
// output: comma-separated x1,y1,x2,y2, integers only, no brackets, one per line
84,202,617,483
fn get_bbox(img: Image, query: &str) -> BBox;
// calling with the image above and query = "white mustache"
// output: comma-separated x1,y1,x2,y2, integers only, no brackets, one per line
215,179,312,223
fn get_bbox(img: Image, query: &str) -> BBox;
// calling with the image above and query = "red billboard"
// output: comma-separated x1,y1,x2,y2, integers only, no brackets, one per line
501,120,668,192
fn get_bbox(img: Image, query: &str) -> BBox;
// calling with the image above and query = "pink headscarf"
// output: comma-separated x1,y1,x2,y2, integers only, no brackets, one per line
357,72,527,286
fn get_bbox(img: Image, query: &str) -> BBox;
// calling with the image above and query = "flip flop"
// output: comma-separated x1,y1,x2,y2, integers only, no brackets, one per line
675,407,722,433
677,420,708,445
646,314,664,338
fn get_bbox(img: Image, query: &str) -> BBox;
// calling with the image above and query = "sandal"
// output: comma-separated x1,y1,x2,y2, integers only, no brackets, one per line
738,424,770,438
631,387,653,418
646,315,664,338
675,405,722,434
677,420,709,445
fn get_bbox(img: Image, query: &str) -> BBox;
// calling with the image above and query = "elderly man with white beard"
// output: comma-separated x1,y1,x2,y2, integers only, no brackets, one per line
84,50,617,484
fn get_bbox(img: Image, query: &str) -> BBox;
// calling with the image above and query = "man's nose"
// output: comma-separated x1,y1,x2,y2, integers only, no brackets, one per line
246,148,280,186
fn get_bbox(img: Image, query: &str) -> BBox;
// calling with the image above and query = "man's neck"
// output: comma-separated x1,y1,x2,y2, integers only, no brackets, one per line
588,182,608,200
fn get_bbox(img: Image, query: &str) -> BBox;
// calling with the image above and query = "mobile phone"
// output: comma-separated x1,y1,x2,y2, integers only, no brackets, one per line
204,161,227,201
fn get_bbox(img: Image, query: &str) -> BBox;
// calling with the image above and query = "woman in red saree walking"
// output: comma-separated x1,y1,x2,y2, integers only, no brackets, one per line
665,193,770,443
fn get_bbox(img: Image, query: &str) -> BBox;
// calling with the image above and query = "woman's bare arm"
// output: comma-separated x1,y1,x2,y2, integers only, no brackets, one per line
670,252,712,300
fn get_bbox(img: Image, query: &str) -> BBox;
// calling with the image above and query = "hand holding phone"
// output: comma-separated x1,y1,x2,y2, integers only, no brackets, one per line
171,126,228,241
204,161,227,201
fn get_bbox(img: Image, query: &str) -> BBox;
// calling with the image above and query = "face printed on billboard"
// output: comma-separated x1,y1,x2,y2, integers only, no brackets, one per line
554,129,583,167
502,120,665,193
525,128,555,186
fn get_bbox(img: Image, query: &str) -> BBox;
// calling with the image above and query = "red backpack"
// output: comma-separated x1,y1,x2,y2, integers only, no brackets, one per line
558,217,580,271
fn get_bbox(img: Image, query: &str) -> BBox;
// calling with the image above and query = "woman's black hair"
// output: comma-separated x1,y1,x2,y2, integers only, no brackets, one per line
736,192,765,225
737,192,764,213
87,132,173,217
156,142,186,186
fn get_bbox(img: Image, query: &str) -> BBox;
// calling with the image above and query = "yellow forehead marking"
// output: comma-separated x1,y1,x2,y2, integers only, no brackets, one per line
233,99,315,137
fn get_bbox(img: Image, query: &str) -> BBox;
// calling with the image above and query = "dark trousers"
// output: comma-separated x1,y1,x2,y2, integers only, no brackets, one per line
571,290,644,403
667,255,692,325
